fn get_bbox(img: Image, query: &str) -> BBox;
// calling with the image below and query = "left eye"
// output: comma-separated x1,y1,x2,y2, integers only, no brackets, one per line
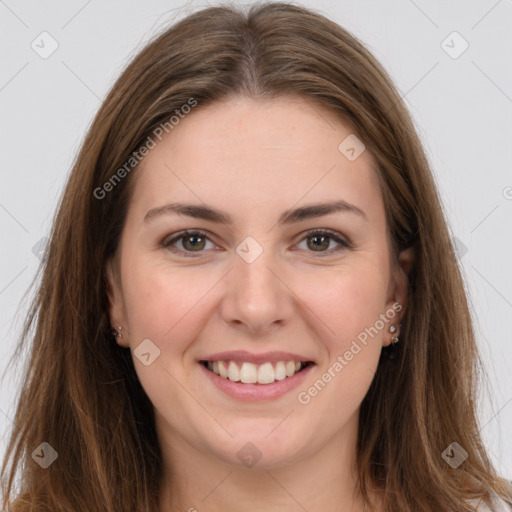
162,229,350,257
294,230,350,255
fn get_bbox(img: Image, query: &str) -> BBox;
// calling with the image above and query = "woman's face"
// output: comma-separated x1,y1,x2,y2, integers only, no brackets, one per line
107,95,411,470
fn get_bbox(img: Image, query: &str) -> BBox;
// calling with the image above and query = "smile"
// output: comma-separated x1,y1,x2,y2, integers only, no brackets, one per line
199,358,315,402
201,360,313,385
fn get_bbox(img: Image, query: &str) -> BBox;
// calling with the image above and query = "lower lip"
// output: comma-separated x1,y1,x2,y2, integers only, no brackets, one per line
198,362,315,402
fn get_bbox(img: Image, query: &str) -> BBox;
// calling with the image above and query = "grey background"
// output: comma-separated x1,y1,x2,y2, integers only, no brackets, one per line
1,0,511,479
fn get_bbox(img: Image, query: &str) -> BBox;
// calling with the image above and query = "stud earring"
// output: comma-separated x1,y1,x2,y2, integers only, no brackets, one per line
112,326,123,339
389,324,400,345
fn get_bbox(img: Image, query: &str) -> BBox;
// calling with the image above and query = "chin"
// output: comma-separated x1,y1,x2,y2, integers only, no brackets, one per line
209,425,308,469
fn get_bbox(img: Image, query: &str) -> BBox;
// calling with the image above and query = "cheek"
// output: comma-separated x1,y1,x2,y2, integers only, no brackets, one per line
119,261,214,407
292,259,389,408
120,257,217,351
295,259,390,350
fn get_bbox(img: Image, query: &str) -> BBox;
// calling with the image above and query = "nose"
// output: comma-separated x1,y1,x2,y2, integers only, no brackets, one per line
219,244,293,336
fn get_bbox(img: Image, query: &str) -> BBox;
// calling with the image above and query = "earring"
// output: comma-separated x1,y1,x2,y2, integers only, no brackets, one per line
385,324,401,360
112,326,123,339
389,324,400,344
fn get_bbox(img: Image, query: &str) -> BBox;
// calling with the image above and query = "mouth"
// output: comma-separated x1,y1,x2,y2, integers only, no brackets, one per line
199,359,315,385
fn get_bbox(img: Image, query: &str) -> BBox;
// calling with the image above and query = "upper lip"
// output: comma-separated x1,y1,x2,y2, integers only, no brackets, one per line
199,350,315,364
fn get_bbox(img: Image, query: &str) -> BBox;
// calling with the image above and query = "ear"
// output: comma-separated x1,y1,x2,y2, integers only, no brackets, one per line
383,247,414,346
105,257,129,348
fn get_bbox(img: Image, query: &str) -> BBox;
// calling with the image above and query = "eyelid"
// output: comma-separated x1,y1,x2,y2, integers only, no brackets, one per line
294,228,352,254
161,229,217,257
161,228,351,257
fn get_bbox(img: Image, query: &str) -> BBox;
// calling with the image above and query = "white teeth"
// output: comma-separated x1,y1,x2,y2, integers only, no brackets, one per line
275,361,287,380
285,361,296,377
240,362,257,383
257,362,275,384
218,361,228,378
205,359,308,384
227,361,240,382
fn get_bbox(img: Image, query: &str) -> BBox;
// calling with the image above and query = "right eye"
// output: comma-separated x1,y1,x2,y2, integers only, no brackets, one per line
162,229,218,257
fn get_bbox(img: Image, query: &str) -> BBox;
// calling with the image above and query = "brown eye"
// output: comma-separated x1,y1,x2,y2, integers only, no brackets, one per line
162,228,350,258
162,230,214,257
296,229,351,256
307,234,331,251
181,234,206,251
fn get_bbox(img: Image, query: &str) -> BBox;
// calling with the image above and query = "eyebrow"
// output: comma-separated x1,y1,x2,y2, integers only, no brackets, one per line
143,200,367,225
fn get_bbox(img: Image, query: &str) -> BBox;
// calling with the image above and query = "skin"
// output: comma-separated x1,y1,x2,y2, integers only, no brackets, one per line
107,95,413,511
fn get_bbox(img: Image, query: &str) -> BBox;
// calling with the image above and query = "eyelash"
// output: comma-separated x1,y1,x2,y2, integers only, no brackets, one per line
161,229,351,258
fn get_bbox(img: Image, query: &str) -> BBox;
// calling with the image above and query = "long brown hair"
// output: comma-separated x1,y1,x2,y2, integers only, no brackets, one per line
2,2,511,511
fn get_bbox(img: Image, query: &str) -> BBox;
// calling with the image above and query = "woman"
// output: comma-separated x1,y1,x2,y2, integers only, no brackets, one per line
1,2,511,511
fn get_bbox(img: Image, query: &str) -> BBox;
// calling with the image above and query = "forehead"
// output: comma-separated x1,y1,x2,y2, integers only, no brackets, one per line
129,95,385,228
